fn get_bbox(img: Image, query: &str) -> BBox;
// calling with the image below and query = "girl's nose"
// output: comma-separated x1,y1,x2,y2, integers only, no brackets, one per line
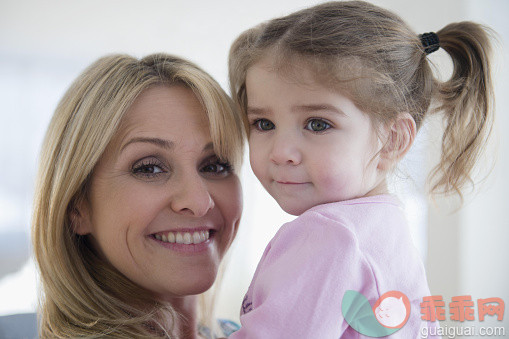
169,173,215,217
269,132,302,166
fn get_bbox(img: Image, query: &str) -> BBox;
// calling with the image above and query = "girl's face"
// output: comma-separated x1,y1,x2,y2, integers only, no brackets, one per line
246,59,388,215
76,85,242,300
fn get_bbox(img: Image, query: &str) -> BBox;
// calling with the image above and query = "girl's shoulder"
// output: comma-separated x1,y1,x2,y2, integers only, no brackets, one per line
304,194,404,226
307,194,402,214
275,194,405,243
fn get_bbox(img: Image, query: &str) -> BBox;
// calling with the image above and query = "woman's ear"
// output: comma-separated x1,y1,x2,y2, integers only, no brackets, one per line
70,198,93,236
377,113,416,171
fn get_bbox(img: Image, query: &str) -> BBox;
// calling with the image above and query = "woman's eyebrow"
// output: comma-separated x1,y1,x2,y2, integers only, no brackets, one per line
120,137,174,153
120,138,214,154
202,142,214,153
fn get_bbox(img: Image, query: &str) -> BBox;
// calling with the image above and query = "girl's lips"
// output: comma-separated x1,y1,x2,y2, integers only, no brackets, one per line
276,181,308,185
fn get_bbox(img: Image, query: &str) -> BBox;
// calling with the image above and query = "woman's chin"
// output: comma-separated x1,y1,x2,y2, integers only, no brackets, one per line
155,274,217,300
181,279,215,296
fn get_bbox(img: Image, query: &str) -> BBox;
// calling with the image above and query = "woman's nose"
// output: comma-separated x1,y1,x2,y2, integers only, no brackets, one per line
169,173,215,217
269,132,302,166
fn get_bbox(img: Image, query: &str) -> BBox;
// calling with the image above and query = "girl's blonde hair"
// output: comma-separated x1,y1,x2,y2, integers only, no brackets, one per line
229,0,494,198
32,53,245,338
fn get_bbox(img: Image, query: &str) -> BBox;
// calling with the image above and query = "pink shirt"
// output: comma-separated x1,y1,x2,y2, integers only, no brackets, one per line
230,195,439,338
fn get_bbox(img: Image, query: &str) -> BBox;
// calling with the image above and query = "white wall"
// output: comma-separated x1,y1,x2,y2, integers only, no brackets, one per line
0,0,507,335
428,0,509,334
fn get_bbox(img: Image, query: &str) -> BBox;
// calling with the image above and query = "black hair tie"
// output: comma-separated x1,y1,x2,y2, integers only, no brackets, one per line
420,32,440,54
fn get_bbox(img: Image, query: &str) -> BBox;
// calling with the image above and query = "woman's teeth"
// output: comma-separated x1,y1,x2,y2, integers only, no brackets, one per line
154,230,210,244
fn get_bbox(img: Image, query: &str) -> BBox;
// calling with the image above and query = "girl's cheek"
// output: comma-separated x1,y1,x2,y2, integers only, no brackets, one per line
316,165,349,190
249,151,266,176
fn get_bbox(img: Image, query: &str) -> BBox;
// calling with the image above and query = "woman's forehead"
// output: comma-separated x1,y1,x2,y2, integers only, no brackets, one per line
108,86,212,154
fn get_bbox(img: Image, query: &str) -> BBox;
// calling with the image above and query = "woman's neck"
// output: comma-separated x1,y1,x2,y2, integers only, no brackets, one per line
166,295,200,338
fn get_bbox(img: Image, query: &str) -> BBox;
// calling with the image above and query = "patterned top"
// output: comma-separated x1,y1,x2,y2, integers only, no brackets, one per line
198,319,240,338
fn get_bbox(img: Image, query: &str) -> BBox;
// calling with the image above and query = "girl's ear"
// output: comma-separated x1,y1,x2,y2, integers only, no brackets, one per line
70,198,93,236
378,113,416,171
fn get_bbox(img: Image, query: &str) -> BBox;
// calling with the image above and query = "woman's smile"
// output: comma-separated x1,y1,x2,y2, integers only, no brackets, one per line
148,226,216,253
150,229,215,254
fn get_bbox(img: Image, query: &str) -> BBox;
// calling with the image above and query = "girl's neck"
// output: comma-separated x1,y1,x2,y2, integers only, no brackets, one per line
364,177,389,198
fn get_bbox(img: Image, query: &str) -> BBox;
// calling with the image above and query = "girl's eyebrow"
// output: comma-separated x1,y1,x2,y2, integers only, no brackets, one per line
246,104,347,117
292,104,347,116
246,106,268,116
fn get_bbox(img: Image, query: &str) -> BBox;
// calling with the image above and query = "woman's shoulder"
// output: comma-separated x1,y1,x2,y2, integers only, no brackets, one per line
198,318,240,338
217,319,240,336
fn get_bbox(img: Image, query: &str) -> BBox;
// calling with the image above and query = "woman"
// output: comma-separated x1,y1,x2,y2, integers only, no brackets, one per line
32,53,245,338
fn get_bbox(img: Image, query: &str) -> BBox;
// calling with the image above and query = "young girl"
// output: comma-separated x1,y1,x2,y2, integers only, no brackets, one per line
228,1,494,337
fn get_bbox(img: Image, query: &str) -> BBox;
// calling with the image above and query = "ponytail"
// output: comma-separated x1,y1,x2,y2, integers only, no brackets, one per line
429,22,494,198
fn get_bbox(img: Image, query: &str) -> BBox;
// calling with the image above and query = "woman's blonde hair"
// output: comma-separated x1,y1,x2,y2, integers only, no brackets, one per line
32,53,245,338
229,0,494,198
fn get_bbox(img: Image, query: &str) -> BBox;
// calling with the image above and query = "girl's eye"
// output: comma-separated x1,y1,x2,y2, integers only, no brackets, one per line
306,119,331,132
200,158,232,177
131,158,167,178
253,119,275,131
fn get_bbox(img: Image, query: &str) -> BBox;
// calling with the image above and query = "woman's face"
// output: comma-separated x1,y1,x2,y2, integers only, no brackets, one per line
76,85,242,300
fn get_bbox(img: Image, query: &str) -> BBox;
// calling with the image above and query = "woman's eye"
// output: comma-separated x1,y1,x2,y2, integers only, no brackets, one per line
132,159,167,178
253,119,275,131
306,119,331,132
201,160,232,176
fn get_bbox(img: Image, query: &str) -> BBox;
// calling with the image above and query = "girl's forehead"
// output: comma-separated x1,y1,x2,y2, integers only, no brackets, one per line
247,59,362,108
249,52,367,94
251,52,313,77
248,58,323,93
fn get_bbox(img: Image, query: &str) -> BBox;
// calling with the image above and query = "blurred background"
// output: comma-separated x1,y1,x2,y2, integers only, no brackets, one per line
1,0,507,336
